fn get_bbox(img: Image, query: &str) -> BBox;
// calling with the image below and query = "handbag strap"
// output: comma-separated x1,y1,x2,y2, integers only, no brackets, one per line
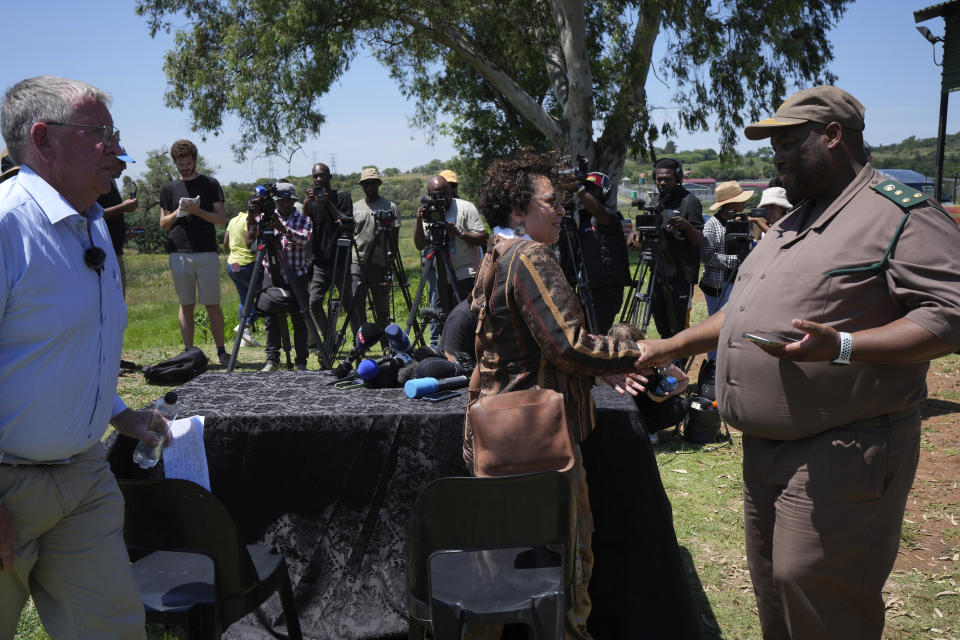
470,238,521,399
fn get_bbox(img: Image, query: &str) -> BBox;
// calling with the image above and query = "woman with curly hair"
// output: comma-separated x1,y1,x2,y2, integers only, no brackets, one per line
465,149,653,638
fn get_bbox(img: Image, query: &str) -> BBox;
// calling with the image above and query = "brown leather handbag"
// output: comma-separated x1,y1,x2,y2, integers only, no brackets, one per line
469,386,575,477
467,238,575,478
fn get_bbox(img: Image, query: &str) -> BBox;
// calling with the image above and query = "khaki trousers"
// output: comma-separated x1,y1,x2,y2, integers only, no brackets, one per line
742,412,921,640
0,442,145,640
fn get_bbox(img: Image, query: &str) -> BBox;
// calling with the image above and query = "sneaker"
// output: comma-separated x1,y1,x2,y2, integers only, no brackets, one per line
649,431,659,445
296,363,307,371
241,329,260,347
261,361,278,372
218,351,230,366
233,323,240,334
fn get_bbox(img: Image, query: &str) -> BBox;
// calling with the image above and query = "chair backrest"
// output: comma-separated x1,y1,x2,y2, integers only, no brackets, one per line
406,471,575,606
119,478,262,602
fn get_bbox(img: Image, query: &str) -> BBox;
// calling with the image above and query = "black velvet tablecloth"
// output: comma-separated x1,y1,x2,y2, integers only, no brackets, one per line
107,371,701,640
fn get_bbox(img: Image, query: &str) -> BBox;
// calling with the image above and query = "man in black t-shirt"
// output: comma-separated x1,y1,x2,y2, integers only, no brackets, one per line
303,162,354,342
632,158,703,338
159,139,230,364
97,148,138,297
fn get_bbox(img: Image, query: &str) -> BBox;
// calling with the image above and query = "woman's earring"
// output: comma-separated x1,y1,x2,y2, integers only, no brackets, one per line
514,225,526,237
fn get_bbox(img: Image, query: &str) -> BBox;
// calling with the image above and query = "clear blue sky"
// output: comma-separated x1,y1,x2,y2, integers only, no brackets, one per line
1,1,956,184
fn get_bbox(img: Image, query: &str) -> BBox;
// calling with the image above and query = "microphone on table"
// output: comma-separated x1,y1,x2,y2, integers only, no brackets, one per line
404,375,469,399
357,358,380,381
415,356,462,380
384,323,413,358
333,322,383,378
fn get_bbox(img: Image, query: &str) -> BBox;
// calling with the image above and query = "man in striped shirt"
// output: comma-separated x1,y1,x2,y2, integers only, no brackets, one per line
246,182,313,371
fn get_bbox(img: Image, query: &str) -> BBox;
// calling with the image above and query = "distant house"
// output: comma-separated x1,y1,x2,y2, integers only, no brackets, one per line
683,178,716,199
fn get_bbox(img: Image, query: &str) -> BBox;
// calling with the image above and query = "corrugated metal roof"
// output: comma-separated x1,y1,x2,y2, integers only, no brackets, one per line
916,1,960,23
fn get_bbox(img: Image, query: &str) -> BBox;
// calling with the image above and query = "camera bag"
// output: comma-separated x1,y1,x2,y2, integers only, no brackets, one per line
142,346,209,384
256,286,298,314
683,395,723,444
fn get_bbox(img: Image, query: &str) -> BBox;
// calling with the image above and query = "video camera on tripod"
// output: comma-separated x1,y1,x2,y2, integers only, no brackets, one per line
371,208,398,228
419,191,449,246
724,211,756,261
249,182,280,218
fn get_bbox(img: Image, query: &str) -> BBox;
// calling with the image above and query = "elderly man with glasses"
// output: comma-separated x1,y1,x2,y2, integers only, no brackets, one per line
0,76,159,638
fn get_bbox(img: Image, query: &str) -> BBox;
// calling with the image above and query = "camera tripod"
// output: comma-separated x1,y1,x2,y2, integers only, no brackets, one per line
334,212,424,354
620,226,682,341
559,209,599,335
226,220,324,373
315,230,358,369
405,226,462,347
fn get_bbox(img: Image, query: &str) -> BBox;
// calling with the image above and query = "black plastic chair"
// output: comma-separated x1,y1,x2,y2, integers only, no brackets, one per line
119,478,303,639
406,472,575,639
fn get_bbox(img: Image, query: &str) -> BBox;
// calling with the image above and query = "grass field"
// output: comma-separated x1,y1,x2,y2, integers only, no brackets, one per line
15,226,960,639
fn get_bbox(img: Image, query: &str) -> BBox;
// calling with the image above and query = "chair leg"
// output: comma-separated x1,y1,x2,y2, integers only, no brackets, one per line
408,617,427,640
277,567,303,640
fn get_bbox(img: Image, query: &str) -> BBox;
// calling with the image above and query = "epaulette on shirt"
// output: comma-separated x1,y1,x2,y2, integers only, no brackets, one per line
826,179,940,277
872,179,928,208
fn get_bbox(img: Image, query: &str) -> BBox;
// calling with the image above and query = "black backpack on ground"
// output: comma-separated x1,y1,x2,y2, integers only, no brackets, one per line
142,346,209,384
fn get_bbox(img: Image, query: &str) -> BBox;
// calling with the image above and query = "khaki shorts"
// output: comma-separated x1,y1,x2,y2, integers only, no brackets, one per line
169,251,221,306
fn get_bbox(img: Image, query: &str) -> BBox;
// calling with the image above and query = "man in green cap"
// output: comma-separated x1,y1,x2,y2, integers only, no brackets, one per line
636,85,960,639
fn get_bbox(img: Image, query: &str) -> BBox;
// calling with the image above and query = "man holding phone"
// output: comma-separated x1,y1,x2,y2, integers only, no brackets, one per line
636,86,960,639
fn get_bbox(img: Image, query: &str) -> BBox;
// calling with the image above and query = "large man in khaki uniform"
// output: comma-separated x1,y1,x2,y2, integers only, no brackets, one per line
637,86,960,639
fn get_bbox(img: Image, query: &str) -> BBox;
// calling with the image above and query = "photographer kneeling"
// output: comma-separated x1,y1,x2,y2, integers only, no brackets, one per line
245,183,313,371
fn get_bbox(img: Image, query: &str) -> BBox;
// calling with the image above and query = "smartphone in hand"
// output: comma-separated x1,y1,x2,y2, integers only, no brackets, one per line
742,331,800,347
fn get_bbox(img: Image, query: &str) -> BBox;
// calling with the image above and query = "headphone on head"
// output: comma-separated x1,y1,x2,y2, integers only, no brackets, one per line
653,157,683,184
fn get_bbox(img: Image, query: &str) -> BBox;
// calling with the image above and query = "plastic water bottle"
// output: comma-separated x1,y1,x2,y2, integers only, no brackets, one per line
132,392,179,469
649,367,679,396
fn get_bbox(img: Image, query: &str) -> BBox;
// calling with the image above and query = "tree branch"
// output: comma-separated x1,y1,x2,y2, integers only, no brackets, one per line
399,12,563,145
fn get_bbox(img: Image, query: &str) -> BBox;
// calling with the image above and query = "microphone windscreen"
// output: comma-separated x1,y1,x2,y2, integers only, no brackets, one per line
413,345,444,361
384,323,412,353
416,357,460,380
373,358,401,388
357,358,380,381
356,322,383,349
404,377,439,399
396,361,419,387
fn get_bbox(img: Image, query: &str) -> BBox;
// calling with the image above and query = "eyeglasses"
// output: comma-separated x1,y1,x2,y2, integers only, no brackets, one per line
531,193,562,210
45,122,120,146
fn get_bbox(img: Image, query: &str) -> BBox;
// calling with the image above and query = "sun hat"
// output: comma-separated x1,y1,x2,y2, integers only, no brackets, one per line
744,85,865,140
709,181,754,211
438,169,458,184
758,186,792,210
358,167,382,184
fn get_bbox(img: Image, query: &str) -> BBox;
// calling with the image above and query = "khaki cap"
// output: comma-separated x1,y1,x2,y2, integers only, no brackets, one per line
744,85,865,140
710,181,754,211
358,167,382,184
438,169,458,184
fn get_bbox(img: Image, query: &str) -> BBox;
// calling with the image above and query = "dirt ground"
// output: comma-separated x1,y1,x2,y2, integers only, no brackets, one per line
896,364,960,573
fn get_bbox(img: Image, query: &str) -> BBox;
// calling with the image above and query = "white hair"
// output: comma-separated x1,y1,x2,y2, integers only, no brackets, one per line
1,76,111,164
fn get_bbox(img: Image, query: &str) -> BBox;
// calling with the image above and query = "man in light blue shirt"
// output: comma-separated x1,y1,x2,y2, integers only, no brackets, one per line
0,76,161,639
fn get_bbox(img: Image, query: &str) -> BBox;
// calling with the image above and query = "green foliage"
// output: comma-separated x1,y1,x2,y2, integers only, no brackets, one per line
135,0,851,186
